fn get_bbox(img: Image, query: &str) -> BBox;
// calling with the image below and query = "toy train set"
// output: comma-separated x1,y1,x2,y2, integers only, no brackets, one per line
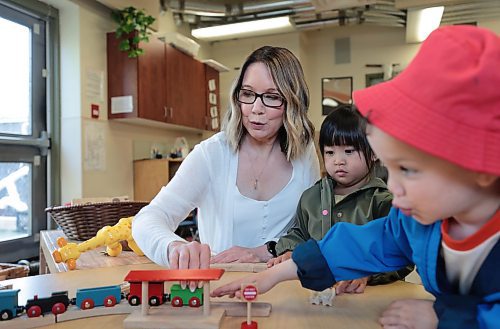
0,268,271,329
0,281,204,321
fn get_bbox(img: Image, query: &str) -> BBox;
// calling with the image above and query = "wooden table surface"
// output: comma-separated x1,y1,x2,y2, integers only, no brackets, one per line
2,263,434,329
39,230,152,274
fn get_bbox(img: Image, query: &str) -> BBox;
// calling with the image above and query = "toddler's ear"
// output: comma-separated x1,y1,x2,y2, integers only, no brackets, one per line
475,173,499,188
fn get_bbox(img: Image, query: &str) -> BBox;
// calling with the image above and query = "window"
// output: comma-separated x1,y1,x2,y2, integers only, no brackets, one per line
0,0,58,262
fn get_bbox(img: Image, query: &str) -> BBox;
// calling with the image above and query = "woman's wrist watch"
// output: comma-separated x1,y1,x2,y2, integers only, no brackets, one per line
266,240,277,257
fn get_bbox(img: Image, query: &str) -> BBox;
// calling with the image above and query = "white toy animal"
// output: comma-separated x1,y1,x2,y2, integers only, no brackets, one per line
309,288,335,306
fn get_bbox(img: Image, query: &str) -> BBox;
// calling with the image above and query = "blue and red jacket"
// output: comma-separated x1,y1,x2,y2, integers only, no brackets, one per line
293,207,500,329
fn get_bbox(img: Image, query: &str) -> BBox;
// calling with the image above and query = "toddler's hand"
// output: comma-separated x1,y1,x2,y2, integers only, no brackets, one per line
379,298,437,329
211,271,271,299
267,251,292,267
212,259,299,299
334,276,368,294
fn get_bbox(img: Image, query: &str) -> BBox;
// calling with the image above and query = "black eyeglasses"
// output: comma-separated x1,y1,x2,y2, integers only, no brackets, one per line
237,89,285,108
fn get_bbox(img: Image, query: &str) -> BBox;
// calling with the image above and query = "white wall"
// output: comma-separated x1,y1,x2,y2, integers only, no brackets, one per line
54,0,83,203
479,17,500,32
307,25,422,129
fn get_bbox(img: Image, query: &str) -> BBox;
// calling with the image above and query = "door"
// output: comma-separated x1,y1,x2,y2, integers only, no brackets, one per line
165,44,204,127
0,1,50,262
138,37,166,122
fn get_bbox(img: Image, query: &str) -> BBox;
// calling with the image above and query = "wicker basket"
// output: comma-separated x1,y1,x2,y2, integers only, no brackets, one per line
45,201,148,241
0,263,30,281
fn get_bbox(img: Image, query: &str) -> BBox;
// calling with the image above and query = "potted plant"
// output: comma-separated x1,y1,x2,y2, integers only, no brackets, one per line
111,6,155,58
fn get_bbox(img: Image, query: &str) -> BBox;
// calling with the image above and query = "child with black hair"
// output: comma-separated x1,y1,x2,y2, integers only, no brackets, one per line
267,105,412,294
212,25,500,329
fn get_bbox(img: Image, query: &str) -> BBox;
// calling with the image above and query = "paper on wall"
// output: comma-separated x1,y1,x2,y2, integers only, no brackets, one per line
86,69,104,102
84,122,106,171
210,106,218,118
111,96,134,114
209,92,217,105
211,117,219,130
208,79,216,91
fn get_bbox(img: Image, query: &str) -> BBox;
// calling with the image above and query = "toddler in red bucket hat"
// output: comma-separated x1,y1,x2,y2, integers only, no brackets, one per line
212,25,500,329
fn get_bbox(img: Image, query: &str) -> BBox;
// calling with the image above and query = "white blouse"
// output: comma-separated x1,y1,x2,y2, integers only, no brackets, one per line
232,168,299,248
132,132,320,266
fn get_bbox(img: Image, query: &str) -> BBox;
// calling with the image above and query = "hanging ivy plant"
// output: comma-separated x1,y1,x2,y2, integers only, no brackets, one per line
111,6,155,58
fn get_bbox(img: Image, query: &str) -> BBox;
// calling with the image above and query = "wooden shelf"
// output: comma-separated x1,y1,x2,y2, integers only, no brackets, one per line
133,158,183,202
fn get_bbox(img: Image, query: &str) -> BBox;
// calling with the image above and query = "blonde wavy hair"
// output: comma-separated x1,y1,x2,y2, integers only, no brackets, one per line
222,46,314,161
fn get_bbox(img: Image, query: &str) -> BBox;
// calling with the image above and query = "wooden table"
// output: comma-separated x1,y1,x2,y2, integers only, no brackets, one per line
39,230,152,274
2,263,434,329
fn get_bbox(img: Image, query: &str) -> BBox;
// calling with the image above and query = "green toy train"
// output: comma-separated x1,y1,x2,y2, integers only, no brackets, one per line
127,281,204,307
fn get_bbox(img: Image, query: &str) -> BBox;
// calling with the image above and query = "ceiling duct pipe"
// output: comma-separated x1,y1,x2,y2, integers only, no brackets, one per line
296,20,341,30
165,0,311,18
166,0,227,17
242,0,311,13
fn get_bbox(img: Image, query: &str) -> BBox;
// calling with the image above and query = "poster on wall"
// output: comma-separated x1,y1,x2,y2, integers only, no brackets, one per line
84,122,106,171
321,76,353,116
85,68,104,102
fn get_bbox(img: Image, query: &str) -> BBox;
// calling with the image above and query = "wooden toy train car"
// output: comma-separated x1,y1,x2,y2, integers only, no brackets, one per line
1,289,71,320
25,291,70,317
170,284,203,307
0,289,23,320
73,285,123,309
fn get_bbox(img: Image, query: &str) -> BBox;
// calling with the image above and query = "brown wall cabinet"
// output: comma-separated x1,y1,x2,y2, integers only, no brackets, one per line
107,33,166,122
107,33,219,131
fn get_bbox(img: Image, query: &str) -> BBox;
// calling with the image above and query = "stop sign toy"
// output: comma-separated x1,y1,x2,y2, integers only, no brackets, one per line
241,284,258,329
242,285,258,302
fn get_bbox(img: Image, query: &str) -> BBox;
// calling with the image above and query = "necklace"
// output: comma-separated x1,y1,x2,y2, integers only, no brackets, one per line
246,142,275,190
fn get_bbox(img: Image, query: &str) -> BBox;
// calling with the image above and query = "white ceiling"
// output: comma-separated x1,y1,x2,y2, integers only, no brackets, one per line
97,0,500,31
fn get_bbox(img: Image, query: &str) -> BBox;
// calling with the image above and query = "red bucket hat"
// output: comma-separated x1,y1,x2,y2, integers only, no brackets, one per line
354,25,500,176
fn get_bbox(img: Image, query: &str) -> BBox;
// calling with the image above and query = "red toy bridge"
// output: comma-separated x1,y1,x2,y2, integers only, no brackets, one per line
124,269,225,282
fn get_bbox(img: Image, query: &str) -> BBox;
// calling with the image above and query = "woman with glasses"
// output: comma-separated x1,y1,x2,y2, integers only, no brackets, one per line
132,46,320,287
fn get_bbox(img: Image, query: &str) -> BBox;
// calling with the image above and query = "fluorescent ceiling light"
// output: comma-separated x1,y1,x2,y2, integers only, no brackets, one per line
191,16,294,42
406,6,444,43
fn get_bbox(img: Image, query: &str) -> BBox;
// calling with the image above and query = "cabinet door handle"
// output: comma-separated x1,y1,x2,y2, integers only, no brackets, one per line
164,106,168,118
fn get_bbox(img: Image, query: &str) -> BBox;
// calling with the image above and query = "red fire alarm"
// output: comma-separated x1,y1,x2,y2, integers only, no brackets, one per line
91,104,99,119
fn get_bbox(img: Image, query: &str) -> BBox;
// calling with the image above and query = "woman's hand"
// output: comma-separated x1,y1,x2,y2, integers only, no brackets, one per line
168,241,211,291
210,245,271,264
267,251,292,267
334,276,369,294
379,299,437,329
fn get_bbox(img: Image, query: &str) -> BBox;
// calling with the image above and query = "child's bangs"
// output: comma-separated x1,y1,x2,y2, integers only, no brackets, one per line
331,125,366,152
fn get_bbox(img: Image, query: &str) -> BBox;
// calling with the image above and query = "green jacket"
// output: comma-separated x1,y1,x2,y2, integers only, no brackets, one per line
276,175,413,285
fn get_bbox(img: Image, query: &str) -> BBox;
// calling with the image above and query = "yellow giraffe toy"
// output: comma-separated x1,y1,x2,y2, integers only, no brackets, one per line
52,216,144,270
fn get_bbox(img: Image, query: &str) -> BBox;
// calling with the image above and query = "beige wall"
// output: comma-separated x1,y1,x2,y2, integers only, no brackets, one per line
46,0,500,203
